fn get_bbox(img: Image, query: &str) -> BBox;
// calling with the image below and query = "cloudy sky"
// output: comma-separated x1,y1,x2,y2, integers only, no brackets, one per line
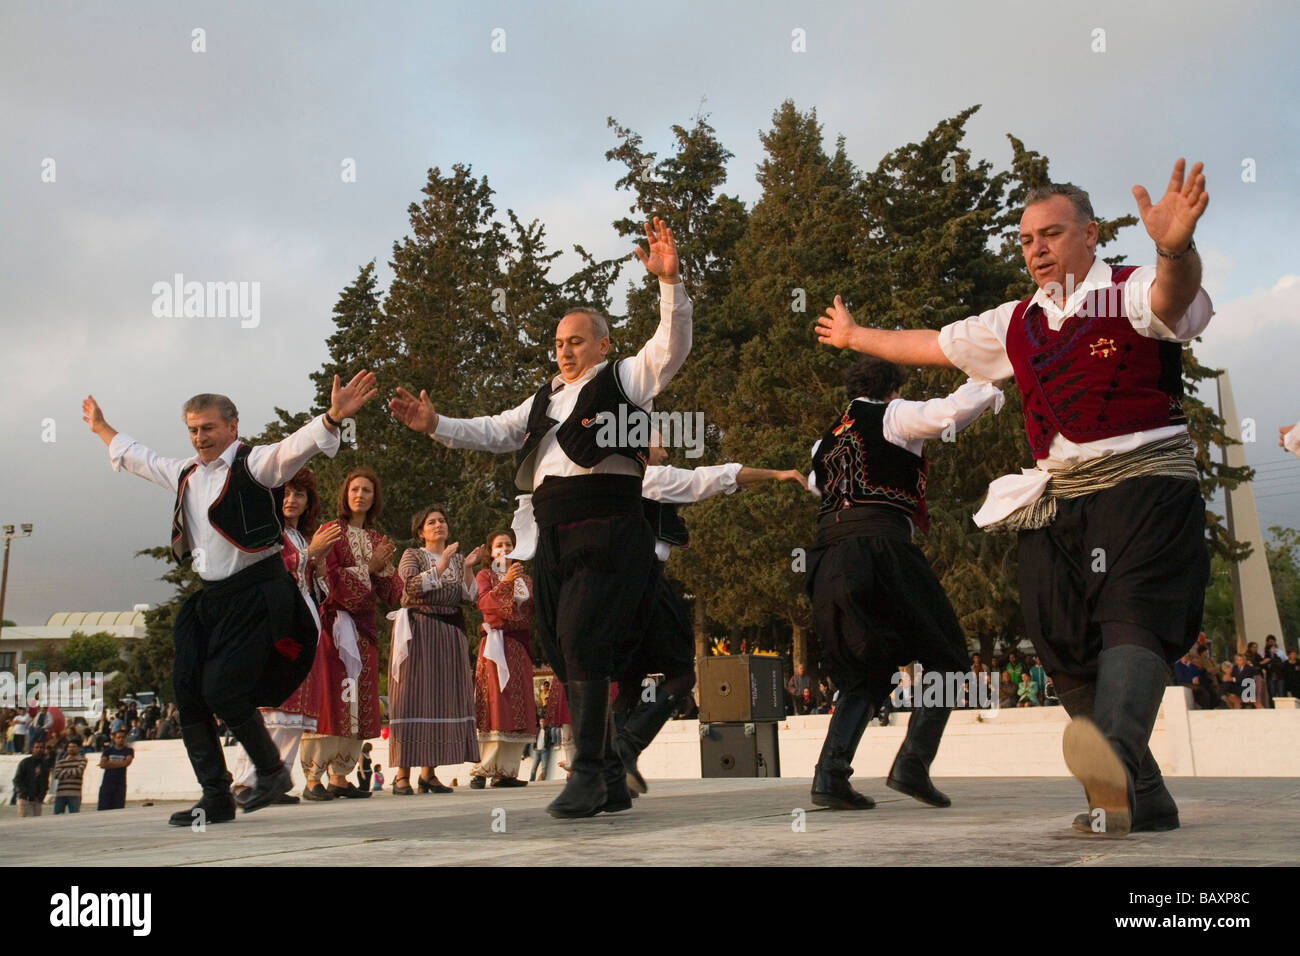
2,0,1298,624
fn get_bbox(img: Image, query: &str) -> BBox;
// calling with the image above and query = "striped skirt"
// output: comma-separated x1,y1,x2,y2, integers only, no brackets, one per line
388,609,480,769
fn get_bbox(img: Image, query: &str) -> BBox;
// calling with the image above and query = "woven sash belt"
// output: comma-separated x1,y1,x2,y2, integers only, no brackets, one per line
982,433,1199,534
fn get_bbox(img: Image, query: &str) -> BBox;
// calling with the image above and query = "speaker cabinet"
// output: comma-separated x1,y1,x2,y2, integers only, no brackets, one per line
699,721,781,778
698,654,786,723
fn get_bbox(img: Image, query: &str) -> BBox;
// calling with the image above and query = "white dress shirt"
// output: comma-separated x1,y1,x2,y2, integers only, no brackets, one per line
643,462,743,561
807,380,1005,496
936,258,1214,526
432,281,692,488
109,415,341,581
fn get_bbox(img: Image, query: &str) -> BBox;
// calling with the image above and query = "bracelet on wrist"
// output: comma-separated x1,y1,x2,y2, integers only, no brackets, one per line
324,410,341,428
1155,239,1197,260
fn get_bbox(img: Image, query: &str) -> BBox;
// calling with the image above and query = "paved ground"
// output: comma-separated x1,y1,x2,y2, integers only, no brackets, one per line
3,777,1296,866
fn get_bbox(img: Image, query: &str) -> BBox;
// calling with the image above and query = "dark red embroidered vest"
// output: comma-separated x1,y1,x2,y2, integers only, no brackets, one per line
1005,264,1185,460
812,400,929,532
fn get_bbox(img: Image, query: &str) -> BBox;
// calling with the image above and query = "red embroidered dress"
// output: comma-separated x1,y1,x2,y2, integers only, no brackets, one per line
308,522,401,739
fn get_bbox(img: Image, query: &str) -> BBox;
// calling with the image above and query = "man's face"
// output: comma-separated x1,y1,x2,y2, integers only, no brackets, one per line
555,313,609,384
66,742,80,755
112,732,126,747
1019,196,1099,295
185,407,239,464
31,743,45,758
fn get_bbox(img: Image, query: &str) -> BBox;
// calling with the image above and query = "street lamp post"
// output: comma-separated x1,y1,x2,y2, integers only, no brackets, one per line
0,523,34,635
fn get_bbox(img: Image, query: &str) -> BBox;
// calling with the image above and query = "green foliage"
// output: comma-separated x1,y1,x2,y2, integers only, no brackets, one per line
62,632,125,674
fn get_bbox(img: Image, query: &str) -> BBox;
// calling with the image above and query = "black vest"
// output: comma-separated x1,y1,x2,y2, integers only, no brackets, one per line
643,499,689,548
514,361,650,491
811,400,929,531
171,443,285,563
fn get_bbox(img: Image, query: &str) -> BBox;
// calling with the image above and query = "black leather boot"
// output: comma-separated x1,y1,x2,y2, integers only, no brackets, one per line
600,708,633,814
614,686,683,795
169,721,237,827
546,680,610,819
1062,645,1169,837
226,712,292,814
810,688,875,810
886,704,952,807
1059,682,1179,833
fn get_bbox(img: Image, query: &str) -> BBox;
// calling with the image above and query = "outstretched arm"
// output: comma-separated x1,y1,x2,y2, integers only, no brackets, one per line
84,395,185,491
1133,159,1209,327
391,387,532,453
620,218,693,404
248,371,377,487
884,379,1005,446
736,467,808,489
815,296,955,367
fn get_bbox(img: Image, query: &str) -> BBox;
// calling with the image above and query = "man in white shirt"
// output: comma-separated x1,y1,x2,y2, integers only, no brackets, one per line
83,371,376,825
806,357,1003,812
390,218,691,819
815,160,1212,836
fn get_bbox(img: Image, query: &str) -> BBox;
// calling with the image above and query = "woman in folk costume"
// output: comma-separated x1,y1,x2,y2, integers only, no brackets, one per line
300,466,401,800
232,467,339,804
468,530,538,788
388,505,483,794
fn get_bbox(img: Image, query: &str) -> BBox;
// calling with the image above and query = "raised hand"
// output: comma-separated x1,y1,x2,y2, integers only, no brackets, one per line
1133,159,1208,254
369,538,395,574
329,370,378,421
464,545,485,568
388,387,438,435
815,296,860,350
82,395,118,446
82,395,111,433
503,562,523,583
308,523,342,561
632,217,681,283
1282,423,1296,449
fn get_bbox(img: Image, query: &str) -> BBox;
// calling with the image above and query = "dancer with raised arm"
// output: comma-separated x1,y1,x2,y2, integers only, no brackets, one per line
82,372,376,825
816,160,1212,835
806,357,1003,811
390,218,691,818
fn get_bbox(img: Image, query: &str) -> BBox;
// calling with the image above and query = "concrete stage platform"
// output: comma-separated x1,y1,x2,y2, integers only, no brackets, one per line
3,776,1296,867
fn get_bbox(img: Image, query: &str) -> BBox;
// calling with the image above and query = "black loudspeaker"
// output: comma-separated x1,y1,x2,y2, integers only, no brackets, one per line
697,654,786,723
699,721,781,778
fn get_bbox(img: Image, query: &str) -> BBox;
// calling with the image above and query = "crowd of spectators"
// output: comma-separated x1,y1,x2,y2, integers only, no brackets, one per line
1175,633,1299,710
782,636,1300,719
3,699,180,758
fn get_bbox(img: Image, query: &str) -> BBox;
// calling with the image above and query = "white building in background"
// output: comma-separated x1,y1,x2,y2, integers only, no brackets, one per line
0,606,150,674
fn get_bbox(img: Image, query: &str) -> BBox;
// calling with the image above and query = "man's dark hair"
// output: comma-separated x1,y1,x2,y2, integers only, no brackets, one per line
182,393,239,423
1023,183,1094,226
845,356,905,401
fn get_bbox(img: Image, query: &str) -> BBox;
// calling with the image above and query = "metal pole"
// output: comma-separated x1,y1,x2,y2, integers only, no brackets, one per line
0,536,10,633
